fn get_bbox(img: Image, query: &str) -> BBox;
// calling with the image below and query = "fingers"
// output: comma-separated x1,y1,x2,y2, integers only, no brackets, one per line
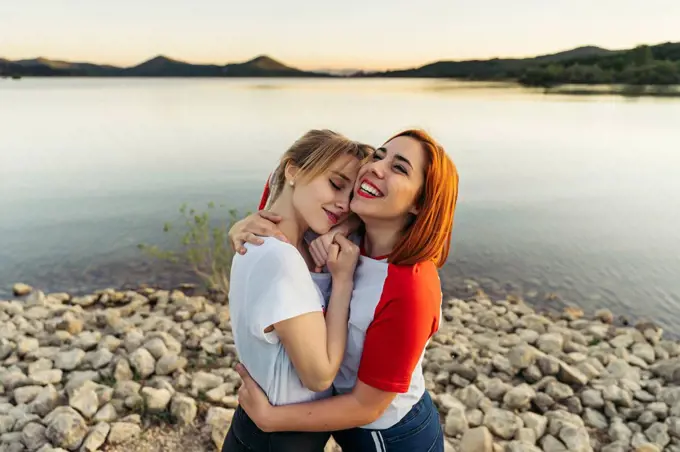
235,362,251,380
252,220,289,244
309,240,330,268
233,233,264,255
334,235,359,256
309,244,326,269
327,243,340,263
333,234,353,248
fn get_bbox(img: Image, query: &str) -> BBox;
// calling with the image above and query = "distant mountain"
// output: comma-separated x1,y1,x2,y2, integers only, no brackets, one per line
0,54,327,78
222,55,314,77
2,43,679,85
356,42,680,86
123,55,224,77
4,57,121,76
362,45,617,79
531,46,614,63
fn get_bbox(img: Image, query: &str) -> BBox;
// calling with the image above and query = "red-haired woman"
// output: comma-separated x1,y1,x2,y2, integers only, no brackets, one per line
229,129,459,452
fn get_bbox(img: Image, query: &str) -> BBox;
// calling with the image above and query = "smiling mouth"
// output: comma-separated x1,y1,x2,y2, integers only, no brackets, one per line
357,180,384,199
324,209,339,225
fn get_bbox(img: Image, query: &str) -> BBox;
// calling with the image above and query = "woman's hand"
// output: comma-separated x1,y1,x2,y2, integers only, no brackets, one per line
229,211,288,255
308,216,358,271
309,230,341,272
235,363,276,432
326,235,360,284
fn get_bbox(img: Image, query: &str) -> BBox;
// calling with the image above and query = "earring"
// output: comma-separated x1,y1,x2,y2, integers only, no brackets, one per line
289,180,294,186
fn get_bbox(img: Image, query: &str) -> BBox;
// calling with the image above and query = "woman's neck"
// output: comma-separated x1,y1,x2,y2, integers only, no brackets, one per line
268,195,308,250
362,218,405,260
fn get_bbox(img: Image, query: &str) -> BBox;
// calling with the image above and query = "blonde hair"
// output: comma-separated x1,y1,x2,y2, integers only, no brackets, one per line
263,129,374,209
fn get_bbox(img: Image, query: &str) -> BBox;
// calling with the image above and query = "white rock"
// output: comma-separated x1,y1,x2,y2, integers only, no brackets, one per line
644,422,670,448
143,338,169,360
483,408,522,440
538,333,564,354
460,426,492,452
69,384,99,419
520,412,548,440
558,424,592,452
107,422,141,444
28,384,59,417
86,348,114,369
445,404,468,437
30,369,62,385
21,421,48,451
129,348,156,379
54,349,85,371
93,403,117,423
140,387,172,412
80,422,110,452
583,407,608,430
155,354,187,376
170,394,197,425
503,384,535,411
44,407,89,450
191,372,224,393
13,283,34,296
540,434,568,451
13,385,42,404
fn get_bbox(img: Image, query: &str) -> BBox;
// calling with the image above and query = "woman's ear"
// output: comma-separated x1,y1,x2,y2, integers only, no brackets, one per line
409,205,421,216
284,162,300,186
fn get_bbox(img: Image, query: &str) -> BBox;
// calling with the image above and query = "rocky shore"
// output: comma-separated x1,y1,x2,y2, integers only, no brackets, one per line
1,283,679,452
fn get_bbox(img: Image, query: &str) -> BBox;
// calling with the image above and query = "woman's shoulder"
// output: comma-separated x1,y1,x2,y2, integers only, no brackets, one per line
237,237,308,275
386,260,439,286
383,260,441,306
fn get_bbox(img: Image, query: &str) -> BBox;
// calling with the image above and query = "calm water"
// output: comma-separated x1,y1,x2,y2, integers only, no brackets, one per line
1,78,680,330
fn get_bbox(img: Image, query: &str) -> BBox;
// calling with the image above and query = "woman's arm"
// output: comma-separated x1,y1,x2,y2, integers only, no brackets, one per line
274,279,352,392
268,235,359,392
236,364,396,432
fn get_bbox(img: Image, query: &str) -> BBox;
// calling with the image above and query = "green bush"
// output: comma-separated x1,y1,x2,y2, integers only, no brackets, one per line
139,202,246,294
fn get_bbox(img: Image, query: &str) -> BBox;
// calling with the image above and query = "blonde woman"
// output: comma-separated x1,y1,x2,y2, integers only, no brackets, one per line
223,130,373,451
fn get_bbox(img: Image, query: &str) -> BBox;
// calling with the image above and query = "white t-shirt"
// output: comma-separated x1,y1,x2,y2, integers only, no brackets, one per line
228,237,332,405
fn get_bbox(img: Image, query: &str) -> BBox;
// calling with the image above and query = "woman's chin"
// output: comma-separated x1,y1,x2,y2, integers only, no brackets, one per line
308,223,332,235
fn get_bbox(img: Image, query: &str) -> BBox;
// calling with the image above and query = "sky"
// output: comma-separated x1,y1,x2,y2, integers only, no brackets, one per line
1,0,678,71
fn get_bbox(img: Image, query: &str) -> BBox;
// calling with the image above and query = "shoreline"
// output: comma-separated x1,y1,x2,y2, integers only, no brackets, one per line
1,256,674,338
2,283,680,451
4,76,680,98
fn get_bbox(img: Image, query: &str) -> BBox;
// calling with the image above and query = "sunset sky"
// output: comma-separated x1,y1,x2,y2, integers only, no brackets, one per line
1,0,678,70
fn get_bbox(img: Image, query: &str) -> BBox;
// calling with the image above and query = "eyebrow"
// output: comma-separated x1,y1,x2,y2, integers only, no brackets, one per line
376,147,413,169
395,154,413,169
331,170,351,182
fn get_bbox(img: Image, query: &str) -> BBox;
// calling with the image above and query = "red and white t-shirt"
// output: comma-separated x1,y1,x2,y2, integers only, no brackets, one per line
334,253,442,430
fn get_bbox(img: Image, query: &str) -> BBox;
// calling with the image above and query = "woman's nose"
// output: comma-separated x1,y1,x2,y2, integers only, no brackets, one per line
367,160,386,179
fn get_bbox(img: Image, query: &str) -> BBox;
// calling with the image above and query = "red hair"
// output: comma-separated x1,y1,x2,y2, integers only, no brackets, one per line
387,129,459,268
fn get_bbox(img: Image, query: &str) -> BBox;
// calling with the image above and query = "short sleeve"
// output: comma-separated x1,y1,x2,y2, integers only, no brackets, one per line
357,263,441,393
245,240,323,344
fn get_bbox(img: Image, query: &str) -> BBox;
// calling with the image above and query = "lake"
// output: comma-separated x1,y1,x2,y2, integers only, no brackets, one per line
1,78,679,331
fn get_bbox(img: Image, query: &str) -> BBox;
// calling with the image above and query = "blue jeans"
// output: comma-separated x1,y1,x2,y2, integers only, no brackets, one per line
332,391,444,452
222,406,330,452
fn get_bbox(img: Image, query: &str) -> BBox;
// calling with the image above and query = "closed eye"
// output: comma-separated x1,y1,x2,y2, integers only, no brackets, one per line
330,180,342,190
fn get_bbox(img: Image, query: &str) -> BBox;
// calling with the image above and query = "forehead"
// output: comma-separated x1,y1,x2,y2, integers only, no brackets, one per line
328,153,362,177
